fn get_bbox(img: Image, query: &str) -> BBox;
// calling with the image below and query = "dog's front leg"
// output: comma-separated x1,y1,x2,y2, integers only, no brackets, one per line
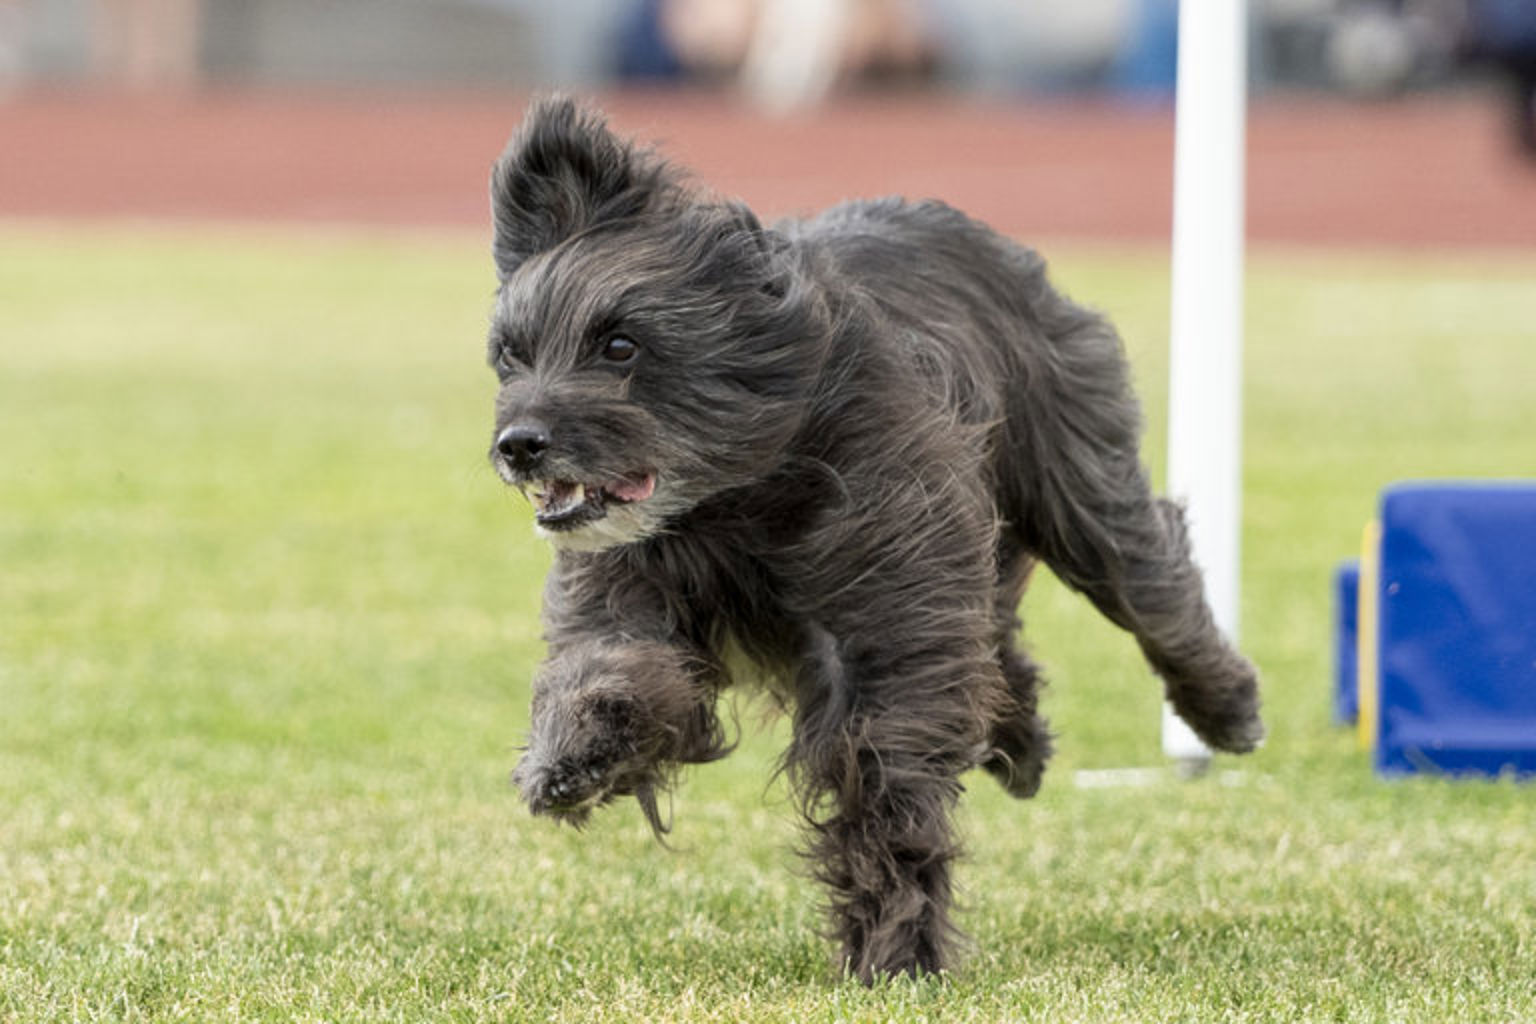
785,619,998,982
511,639,728,834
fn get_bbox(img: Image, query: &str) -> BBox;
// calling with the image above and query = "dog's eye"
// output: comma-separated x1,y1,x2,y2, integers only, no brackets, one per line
600,335,639,365
495,341,527,374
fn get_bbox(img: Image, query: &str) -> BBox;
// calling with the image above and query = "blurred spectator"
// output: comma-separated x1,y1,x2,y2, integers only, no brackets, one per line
1464,0,1536,153
1323,0,1468,96
0,0,22,91
92,0,202,90
3,0,1525,132
616,0,1179,109
476,0,642,86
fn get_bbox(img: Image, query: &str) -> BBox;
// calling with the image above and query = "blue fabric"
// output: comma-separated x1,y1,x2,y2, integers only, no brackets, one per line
1110,0,1179,97
1375,482,1536,777
1469,0,1536,52
615,0,685,81
1334,560,1360,726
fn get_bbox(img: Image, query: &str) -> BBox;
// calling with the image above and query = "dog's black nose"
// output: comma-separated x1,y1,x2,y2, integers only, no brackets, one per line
496,424,551,472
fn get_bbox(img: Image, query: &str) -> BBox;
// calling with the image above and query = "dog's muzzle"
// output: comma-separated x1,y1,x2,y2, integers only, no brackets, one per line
492,425,657,534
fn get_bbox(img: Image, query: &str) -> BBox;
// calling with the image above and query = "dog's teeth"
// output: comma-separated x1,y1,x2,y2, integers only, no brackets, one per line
533,480,593,519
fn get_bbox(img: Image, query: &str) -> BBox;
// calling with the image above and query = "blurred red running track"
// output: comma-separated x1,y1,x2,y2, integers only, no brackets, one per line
3,88,1533,248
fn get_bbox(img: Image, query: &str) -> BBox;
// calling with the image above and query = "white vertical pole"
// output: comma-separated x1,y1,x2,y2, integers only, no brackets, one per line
1164,0,1248,770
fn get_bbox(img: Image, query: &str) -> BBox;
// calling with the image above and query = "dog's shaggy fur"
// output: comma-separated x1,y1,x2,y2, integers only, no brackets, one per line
486,97,1263,982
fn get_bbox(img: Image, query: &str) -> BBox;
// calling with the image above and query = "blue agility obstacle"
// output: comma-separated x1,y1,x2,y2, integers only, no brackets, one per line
1367,482,1536,777
1333,560,1360,727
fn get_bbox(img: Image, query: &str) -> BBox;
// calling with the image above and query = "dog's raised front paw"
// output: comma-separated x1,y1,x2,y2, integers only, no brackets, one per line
513,691,642,823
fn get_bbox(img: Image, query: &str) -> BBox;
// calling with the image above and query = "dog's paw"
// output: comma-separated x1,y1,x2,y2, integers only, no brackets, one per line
1198,708,1267,755
511,756,610,825
982,718,1054,799
1172,685,1266,755
1162,651,1266,755
513,692,645,823
982,748,1047,799
514,643,730,834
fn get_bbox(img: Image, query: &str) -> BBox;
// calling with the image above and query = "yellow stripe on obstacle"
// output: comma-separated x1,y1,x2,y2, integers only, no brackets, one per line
1357,520,1382,752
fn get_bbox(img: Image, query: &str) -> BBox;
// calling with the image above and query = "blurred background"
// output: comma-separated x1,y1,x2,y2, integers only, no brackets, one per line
2,0,1535,246
4,7,1535,1017
1,0,1533,105
0,0,1529,248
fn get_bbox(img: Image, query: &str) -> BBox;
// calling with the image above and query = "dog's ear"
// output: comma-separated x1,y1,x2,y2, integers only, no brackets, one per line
720,201,791,300
490,96,674,281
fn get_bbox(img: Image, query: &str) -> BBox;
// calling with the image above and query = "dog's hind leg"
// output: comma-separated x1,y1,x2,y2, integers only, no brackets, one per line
1084,496,1264,753
1001,302,1263,754
984,643,1054,798
981,545,1053,798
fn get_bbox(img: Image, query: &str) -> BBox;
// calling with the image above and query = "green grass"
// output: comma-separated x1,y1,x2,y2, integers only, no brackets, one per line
2,225,1534,1022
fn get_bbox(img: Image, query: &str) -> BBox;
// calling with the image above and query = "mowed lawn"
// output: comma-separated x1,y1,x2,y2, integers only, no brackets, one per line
2,227,1533,1022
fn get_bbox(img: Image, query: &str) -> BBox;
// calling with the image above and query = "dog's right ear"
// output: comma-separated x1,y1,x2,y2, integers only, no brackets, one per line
490,96,673,281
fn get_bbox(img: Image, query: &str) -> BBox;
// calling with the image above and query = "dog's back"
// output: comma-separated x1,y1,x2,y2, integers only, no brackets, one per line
784,197,1137,538
783,198,1031,429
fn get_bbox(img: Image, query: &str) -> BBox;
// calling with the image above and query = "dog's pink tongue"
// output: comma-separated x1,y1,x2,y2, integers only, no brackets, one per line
607,472,656,503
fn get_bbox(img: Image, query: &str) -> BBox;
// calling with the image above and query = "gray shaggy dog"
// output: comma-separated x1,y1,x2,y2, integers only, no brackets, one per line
486,97,1263,983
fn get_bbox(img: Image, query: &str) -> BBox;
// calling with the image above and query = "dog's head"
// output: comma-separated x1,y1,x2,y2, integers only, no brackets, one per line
486,97,823,552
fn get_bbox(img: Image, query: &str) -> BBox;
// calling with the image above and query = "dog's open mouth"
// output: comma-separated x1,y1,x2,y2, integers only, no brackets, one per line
531,472,656,530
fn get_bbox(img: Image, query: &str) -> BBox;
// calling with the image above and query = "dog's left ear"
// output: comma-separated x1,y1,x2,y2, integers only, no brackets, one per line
491,96,675,281
720,201,791,300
